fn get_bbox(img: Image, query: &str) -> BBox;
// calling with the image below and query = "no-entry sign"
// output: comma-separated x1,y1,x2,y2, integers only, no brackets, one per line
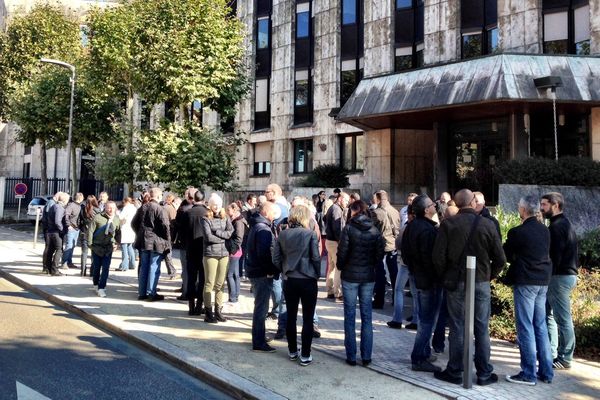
14,182,28,196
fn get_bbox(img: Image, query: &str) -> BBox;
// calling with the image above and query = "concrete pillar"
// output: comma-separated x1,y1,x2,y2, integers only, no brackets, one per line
364,129,393,198
424,0,460,65
0,177,5,218
591,108,600,161
498,0,542,54
591,0,600,55
363,0,394,77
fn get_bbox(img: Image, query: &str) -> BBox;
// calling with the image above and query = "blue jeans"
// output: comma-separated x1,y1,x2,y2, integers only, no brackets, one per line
546,274,577,363
445,282,494,380
91,251,112,289
514,285,554,382
139,250,164,297
392,263,419,323
411,287,443,364
342,280,375,362
432,292,447,352
251,277,273,348
226,256,241,302
120,243,136,270
61,229,80,265
273,278,287,333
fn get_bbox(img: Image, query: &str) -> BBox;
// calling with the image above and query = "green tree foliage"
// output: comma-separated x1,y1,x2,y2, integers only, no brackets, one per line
300,163,351,188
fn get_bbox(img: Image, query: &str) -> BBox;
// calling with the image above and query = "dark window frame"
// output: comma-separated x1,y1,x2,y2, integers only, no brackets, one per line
293,139,314,174
253,161,271,176
460,0,498,59
394,0,424,71
294,73,313,125
254,78,271,131
542,0,590,55
339,133,364,172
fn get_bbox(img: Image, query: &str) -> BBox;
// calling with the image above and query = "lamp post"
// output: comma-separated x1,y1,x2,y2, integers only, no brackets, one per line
534,76,563,161
40,58,76,195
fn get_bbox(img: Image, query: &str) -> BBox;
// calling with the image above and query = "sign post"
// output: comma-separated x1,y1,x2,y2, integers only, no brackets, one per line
33,208,41,249
463,255,477,389
14,183,28,222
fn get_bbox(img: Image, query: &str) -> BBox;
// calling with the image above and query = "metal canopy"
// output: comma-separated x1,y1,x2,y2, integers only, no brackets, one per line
336,54,600,130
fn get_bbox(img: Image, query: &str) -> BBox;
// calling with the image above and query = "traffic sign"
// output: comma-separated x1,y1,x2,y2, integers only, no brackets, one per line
14,182,28,196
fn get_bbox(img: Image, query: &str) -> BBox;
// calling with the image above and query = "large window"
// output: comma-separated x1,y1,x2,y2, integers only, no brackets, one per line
254,78,270,130
294,1,313,125
460,0,498,59
394,0,424,71
543,1,590,55
294,70,312,124
255,1,272,130
340,0,363,106
140,100,152,130
342,0,357,25
340,133,364,171
294,139,313,174
190,100,202,126
253,142,271,176
257,18,269,49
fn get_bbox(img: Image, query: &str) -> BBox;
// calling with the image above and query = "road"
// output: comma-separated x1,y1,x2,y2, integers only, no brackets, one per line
0,277,231,400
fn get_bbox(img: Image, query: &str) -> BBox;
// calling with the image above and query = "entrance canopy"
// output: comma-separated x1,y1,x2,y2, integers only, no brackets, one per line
337,54,600,130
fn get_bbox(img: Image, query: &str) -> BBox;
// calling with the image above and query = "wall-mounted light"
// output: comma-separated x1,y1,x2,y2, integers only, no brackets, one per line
559,113,565,126
523,113,530,130
491,121,498,132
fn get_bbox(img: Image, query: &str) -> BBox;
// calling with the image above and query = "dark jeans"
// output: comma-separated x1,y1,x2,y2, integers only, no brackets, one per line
411,287,443,363
43,232,63,274
91,251,112,289
445,281,494,380
283,278,318,358
374,250,398,306
432,291,448,352
251,277,273,348
80,238,90,275
186,246,205,309
226,256,241,302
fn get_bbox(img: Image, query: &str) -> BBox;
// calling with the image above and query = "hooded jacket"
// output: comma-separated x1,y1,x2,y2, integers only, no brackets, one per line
336,214,385,283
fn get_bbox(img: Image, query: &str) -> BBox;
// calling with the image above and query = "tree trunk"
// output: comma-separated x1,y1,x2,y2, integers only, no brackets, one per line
40,139,48,194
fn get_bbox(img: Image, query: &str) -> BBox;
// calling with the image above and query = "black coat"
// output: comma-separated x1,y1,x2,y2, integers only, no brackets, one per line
183,203,209,251
131,200,171,254
336,214,385,283
548,214,579,276
246,213,278,278
504,217,553,286
401,216,439,290
200,216,233,258
227,215,247,255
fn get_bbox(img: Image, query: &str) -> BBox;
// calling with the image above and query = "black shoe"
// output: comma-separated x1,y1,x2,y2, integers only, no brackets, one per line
362,359,371,367
327,294,335,299
434,370,462,385
147,294,165,302
204,308,217,323
50,271,64,276
412,360,441,373
138,295,148,300
387,321,403,329
274,330,285,340
406,316,413,322
405,323,418,330
214,306,227,322
537,374,552,384
477,373,498,386
68,263,77,269
346,359,357,366
252,344,276,353
312,324,321,338
505,373,535,386
266,312,277,320
176,295,189,301
372,302,384,309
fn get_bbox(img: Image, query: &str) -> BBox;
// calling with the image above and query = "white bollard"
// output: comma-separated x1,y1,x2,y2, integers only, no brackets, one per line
33,208,41,249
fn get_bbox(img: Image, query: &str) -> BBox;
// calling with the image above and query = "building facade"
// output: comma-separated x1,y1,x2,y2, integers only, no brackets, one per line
234,0,600,203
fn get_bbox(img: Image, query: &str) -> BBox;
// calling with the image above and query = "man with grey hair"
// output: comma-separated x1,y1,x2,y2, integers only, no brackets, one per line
132,187,171,301
61,192,84,270
432,188,505,386
44,192,69,276
504,195,554,385
541,191,578,370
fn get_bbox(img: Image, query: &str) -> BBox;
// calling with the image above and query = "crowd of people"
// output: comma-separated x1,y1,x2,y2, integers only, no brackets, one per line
39,184,579,383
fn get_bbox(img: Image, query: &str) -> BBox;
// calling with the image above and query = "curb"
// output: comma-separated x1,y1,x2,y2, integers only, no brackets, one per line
0,268,287,400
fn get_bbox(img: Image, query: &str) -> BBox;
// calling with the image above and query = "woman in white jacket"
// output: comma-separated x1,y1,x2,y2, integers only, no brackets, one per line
118,197,137,271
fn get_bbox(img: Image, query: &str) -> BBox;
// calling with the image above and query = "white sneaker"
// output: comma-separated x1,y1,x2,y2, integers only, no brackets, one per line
97,289,106,298
94,285,99,294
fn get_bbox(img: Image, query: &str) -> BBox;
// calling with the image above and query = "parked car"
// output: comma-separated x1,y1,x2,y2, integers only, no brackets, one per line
27,195,54,222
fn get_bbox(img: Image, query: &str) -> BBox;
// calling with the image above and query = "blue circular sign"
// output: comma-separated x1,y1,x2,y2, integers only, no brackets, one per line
14,183,28,196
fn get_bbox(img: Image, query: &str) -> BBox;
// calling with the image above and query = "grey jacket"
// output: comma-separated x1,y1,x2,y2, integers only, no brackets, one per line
371,201,400,252
272,225,320,280
200,216,233,258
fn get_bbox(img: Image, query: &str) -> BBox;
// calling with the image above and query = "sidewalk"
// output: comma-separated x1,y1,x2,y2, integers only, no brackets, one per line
1,224,599,400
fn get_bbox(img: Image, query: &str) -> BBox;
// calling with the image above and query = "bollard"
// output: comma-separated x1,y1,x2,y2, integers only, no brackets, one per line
463,255,476,389
33,208,41,249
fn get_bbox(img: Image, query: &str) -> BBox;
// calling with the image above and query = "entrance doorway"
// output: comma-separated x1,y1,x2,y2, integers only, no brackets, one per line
449,119,507,204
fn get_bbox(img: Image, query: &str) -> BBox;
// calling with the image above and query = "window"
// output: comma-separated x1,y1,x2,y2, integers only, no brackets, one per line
257,18,269,50
190,100,202,126
141,100,152,130
24,145,31,155
164,101,175,123
342,0,357,25
294,70,312,124
543,1,589,55
294,2,313,123
460,0,497,59
294,139,313,174
253,142,271,176
341,60,358,106
394,0,424,71
296,11,309,38
340,133,364,171
22,162,31,178
254,78,270,130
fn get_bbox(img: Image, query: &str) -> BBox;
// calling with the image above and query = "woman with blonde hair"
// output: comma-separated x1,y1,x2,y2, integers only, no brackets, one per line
272,205,321,366
201,193,233,323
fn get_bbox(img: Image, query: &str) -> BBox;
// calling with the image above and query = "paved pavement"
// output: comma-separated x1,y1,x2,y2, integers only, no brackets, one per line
1,223,599,400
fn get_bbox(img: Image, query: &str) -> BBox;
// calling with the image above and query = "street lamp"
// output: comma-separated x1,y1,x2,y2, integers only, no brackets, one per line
534,76,563,161
40,58,76,195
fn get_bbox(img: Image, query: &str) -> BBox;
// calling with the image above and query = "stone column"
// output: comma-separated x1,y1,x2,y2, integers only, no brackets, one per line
363,0,394,77
364,129,393,197
590,0,600,54
497,0,542,54
424,0,460,65
591,108,600,161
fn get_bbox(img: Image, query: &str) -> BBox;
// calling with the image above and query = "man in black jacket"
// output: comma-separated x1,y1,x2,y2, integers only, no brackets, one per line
503,195,554,385
174,187,197,301
401,194,442,373
247,202,279,353
541,192,578,370
44,192,69,276
324,192,349,300
183,190,209,315
432,189,505,386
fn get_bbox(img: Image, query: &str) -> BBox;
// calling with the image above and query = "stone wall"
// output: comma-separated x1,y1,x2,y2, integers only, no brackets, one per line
498,0,542,53
498,184,600,235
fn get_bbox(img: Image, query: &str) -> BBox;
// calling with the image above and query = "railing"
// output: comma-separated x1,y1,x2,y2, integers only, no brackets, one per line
2,177,123,208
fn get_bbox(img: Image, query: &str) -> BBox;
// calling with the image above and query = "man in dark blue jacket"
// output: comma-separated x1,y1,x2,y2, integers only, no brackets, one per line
44,192,69,276
247,202,279,352
401,194,441,373
504,195,554,385
541,192,579,370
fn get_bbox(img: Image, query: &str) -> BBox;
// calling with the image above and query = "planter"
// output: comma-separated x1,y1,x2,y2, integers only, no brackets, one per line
498,184,600,235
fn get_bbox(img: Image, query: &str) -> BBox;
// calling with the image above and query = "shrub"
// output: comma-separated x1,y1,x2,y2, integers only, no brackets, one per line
494,156,600,187
579,228,600,271
300,163,350,188
495,206,521,244
490,280,517,342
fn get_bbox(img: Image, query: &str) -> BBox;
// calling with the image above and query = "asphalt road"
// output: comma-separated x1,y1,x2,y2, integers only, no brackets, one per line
0,278,232,400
